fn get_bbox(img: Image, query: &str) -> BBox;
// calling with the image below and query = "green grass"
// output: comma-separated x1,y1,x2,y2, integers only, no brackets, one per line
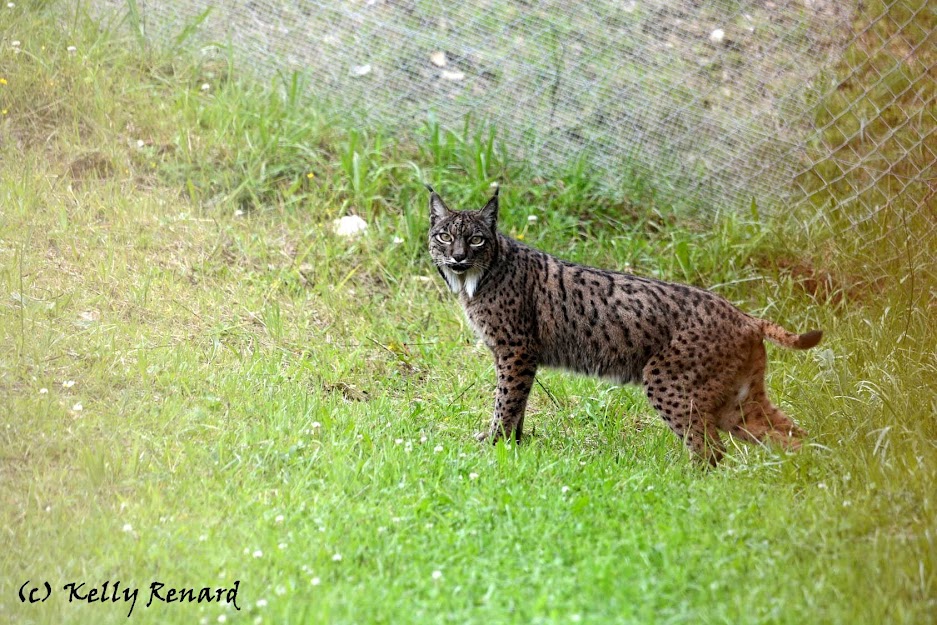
1,4,936,624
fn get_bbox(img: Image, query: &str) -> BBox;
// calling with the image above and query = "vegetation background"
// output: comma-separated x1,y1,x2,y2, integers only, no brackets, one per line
1,2,934,624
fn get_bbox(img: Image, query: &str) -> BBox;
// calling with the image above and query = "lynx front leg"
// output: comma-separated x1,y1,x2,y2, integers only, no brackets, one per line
478,350,538,444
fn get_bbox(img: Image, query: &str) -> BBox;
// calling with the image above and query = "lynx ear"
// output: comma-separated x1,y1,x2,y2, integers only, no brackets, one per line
427,185,451,226
479,185,499,231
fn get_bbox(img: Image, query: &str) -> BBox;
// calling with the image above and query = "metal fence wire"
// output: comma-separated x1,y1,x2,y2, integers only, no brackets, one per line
100,0,934,245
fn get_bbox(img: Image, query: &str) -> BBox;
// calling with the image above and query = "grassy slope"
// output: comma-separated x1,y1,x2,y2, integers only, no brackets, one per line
1,5,935,625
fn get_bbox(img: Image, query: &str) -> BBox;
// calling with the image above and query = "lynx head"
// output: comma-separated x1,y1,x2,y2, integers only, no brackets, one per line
426,185,499,298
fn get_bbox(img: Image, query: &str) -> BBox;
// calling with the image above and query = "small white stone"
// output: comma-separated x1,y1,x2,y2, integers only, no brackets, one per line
441,69,465,81
527,215,538,222
332,215,368,237
351,64,371,77
429,51,447,67
709,29,725,44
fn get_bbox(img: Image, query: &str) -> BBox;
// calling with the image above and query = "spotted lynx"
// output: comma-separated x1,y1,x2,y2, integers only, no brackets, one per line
427,185,822,466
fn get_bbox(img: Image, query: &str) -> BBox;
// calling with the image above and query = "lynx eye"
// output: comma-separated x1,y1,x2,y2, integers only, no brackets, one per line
468,235,485,247
436,233,454,244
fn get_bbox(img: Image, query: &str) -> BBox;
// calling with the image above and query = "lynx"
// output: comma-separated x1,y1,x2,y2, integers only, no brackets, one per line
426,185,822,466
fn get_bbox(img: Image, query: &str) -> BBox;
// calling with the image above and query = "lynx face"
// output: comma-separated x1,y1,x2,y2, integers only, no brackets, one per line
427,187,499,298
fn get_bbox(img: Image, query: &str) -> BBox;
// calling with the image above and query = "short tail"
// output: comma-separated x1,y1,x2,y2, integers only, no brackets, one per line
757,319,823,350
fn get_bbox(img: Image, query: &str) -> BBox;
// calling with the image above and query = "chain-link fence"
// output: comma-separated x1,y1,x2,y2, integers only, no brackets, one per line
97,0,934,271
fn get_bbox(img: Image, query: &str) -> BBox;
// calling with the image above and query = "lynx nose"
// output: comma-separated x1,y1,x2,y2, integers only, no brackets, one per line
451,242,467,262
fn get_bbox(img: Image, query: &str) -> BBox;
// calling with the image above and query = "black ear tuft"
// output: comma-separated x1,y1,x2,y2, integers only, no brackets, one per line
423,183,435,194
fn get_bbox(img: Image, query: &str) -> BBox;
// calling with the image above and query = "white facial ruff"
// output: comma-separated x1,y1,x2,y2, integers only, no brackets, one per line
440,266,483,298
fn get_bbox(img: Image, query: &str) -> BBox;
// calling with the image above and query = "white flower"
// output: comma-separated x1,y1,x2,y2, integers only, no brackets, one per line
332,553,342,562
433,445,443,453
468,472,479,480
561,486,570,494
72,402,83,412
217,616,227,623
709,29,725,44
256,599,268,608
278,542,287,550
7,3,16,9
392,236,404,244
351,64,371,77
200,83,210,91
67,45,77,53
62,380,75,388
252,549,263,558
275,514,284,523
332,215,368,238
39,388,48,394
432,570,442,580
528,215,538,222
310,577,321,586
11,40,20,47
310,421,321,429
122,523,133,532
419,435,428,443
395,438,404,445
441,69,465,81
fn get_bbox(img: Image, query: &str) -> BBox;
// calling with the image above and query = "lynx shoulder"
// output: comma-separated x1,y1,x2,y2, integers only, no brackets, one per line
426,185,821,466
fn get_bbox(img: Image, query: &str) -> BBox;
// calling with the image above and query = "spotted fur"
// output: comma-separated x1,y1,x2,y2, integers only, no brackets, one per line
427,186,822,466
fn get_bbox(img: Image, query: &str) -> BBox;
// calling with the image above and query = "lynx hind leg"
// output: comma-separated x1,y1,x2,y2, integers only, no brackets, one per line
643,362,726,467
